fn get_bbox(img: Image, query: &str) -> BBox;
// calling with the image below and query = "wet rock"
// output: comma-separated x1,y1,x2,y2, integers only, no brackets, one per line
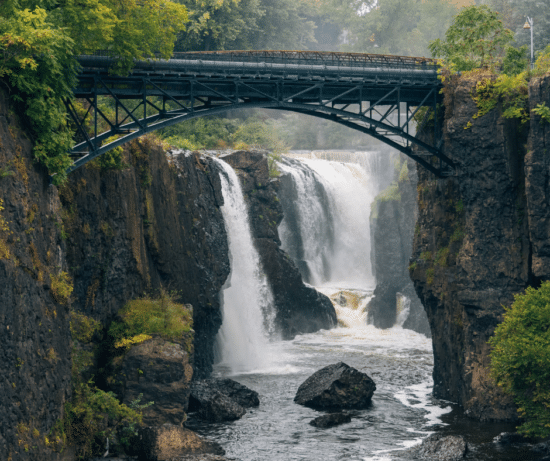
223,150,337,339
403,434,468,460
493,432,532,445
115,336,194,425
134,425,225,461
309,412,352,428
189,378,258,422
294,362,376,410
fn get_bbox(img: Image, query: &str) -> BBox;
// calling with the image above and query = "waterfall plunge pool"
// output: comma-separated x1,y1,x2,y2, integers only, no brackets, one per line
194,152,539,461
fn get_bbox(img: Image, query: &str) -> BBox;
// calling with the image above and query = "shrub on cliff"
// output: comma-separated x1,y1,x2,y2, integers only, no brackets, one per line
489,281,550,437
108,292,193,350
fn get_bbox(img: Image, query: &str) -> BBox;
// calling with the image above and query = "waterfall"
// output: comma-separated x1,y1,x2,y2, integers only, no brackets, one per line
278,152,389,290
213,157,274,374
396,293,412,327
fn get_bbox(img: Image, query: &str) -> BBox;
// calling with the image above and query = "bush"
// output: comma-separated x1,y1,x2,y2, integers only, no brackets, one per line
108,292,192,350
489,281,550,437
51,271,74,305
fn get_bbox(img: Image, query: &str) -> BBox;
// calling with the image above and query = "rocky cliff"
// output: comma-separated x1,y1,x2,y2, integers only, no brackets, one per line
368,157,431,336
222,151,337,339
60,145,230,379
410,75,550,421
0,80,231,459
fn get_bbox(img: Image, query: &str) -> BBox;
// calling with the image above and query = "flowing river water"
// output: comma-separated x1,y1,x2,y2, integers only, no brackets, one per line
191,152,540,461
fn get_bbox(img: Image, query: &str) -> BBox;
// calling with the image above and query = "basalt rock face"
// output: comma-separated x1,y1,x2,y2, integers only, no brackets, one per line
409,75,550,421
368,158,431,336
0,91,72,460
61,147,230,378
222,151,337,339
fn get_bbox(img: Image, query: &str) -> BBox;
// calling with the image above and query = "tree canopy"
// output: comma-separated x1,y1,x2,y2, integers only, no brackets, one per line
0,0,188,182
428,5,513,71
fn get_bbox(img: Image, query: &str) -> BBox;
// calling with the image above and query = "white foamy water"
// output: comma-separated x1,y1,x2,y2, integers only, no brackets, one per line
214,157,275,374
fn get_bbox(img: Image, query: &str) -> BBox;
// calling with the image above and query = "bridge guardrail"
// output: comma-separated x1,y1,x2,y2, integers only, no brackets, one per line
84,49,439,72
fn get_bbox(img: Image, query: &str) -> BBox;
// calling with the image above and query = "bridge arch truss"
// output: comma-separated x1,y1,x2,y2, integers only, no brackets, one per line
66,53,454,177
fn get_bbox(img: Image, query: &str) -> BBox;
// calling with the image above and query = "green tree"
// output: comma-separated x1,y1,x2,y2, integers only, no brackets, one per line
0,0,188,182
489,281,550,437
429,5,514,70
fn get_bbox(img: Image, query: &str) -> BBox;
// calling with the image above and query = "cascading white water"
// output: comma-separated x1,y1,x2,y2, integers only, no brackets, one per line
213,157,274,374
279,152,388,290
396,293,411,327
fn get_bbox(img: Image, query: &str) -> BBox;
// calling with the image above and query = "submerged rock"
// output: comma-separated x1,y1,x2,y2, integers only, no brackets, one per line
401,434,467,461
309,412,352,428
134,425,225,461
189,378,259,422
294,362,376,410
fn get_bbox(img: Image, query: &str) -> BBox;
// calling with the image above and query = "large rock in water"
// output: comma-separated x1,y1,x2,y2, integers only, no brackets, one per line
294,362,376,410
400,434,468,461
189,378,259,422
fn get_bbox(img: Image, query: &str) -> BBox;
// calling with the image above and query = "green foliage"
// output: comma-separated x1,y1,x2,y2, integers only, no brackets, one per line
63,380,151,459
0,5,77,183
108,292,192,349
175,0,317,51
0,0,187,182
419,251,432,262
455,199,464,213
429,5,514,71
377,182,401,203
70,311,101,344
51,271,74,305
502,45,530,76
398,162,409,183
533,102,550,125
435,246,449,267
450,225,465,243
489,281,550,437
470,71,529,124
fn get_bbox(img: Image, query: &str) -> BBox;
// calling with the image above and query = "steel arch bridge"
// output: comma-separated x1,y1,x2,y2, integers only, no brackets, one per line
67,51,454,177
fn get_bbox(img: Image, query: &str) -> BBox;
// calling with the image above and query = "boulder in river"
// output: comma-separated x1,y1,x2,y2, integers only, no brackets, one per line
401,434,468,461
309,412,352,428
189,378,259,422
294,362,376,410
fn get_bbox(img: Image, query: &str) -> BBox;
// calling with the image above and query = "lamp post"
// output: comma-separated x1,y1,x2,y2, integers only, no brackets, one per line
523,17,534,68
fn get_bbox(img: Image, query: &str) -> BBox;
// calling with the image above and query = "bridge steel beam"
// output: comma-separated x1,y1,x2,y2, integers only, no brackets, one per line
66,55,453,177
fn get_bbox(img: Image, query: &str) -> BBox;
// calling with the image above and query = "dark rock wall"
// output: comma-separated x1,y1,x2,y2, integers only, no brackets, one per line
0,100,230,457
62,146,230,378
410,75,550,421
222,151,337,339
368,159,431,336
0,92,72,460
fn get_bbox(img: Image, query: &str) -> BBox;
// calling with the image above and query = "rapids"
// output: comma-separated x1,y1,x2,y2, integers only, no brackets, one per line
193,152,537,461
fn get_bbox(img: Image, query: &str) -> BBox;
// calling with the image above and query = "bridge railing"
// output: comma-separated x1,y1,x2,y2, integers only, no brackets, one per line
82,49,438,72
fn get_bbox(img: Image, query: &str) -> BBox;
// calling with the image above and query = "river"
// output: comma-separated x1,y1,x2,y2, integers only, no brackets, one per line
190,152,541,461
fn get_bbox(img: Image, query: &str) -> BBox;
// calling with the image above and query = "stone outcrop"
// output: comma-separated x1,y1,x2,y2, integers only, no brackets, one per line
409,75,550,421
61,147,230,379
114,336,194,425
368,158,431,336
294,362,376,410
188,378,259,422
309,412,352,428
221,151,337,339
